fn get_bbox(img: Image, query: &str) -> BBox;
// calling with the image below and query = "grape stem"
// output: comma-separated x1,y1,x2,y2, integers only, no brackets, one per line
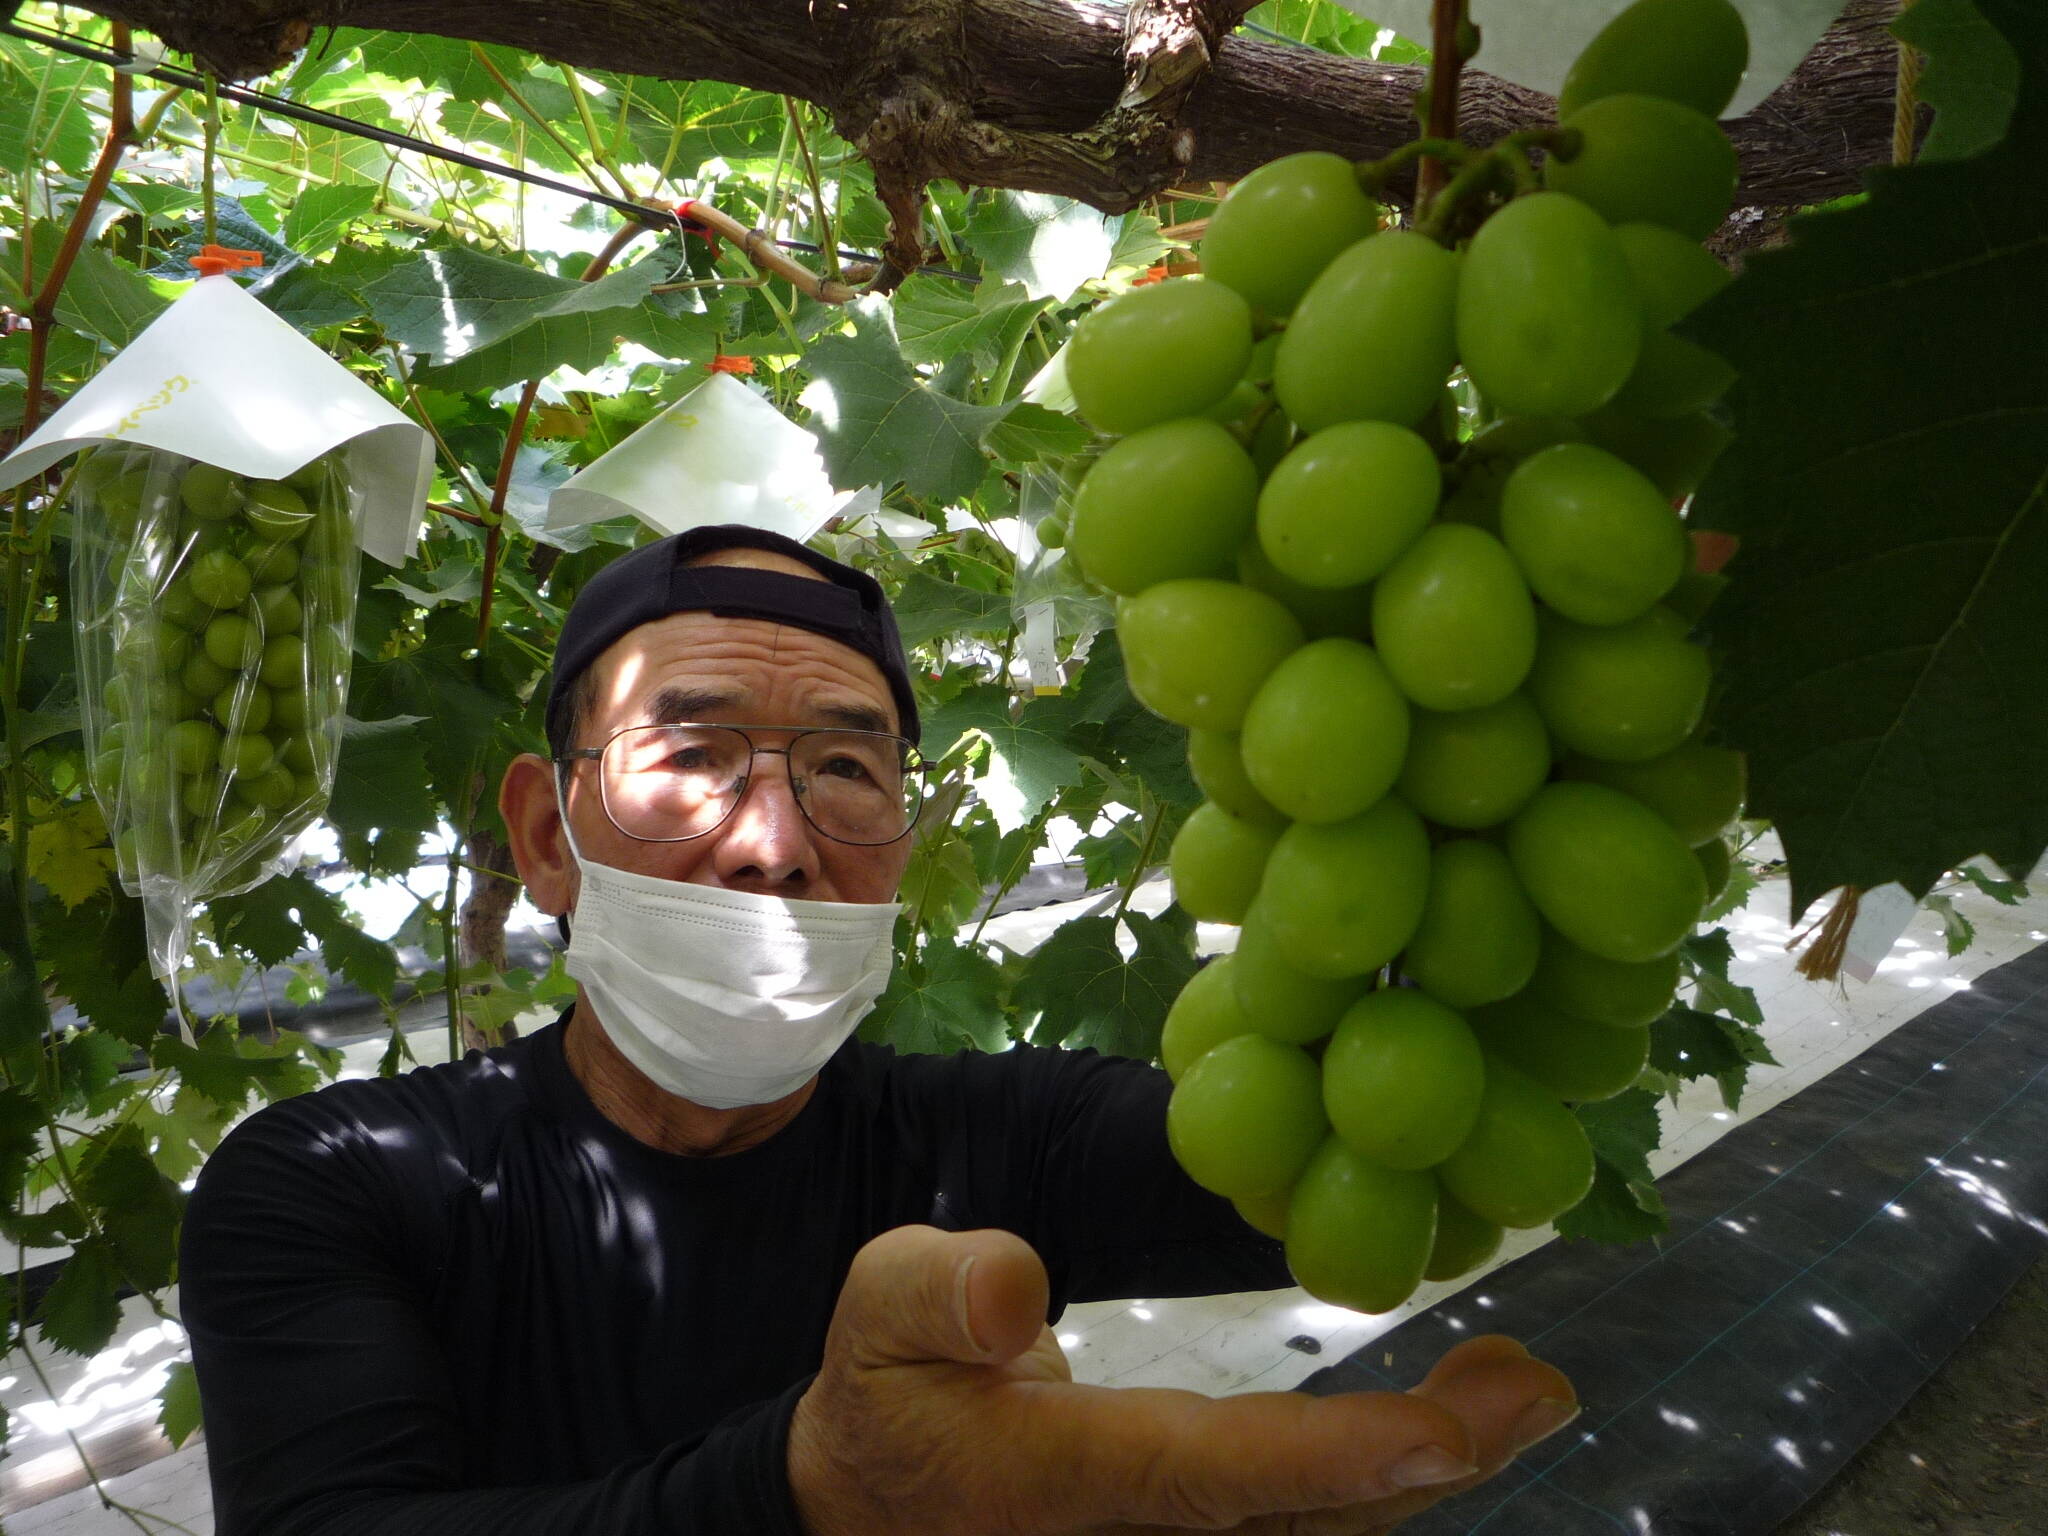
1415,0,1476,210
1354,136,1471,201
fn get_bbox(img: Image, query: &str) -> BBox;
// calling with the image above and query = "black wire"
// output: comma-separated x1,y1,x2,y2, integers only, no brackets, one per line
0,15,979,283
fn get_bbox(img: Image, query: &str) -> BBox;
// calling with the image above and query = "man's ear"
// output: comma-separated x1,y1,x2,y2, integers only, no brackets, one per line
500,753,576,918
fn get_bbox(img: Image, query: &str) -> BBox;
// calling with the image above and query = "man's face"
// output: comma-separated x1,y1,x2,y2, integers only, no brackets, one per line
554,604,915,906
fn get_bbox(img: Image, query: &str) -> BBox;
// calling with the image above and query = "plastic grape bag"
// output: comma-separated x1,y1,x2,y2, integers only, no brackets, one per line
0,256,429,1007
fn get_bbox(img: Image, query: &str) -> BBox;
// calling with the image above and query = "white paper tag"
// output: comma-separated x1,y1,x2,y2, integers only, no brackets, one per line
1838,882,1919,984
1019,598,1062,695
546,373,846,543
0,275,430,566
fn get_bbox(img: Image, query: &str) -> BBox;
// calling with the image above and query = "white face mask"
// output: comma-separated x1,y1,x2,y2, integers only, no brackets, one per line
555,779,902,1110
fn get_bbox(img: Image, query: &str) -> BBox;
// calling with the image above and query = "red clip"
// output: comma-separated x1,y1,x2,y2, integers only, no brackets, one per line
706,354,755,375
190,244,263,278
674,200,720,256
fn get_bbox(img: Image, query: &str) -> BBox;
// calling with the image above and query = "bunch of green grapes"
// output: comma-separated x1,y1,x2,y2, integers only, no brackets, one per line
74,445,360,895
1062,0,1750,1314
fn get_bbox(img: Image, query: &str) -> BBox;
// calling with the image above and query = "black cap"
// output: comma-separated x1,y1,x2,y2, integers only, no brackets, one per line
545,525,920,748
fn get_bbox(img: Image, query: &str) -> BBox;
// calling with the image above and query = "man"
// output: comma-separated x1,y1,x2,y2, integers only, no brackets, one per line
182,524,1576,1535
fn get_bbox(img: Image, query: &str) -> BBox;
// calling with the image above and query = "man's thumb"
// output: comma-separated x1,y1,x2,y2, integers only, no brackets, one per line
838,1225,1049,1369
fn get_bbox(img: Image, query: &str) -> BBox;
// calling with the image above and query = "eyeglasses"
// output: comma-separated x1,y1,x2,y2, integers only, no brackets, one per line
556,722,934,846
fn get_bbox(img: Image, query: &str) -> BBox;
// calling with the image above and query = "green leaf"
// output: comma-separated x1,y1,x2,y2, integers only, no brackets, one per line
798,296,1012,501
964,192,1118,302
150,1030,302,1110
892,276,1048,368
209,879,310,968
890,568,1012,648
364,248,667,391
1013,905,1198,1060
1923,892,1977,956
1649,1005,1778,1112
53,247,171,349
1555,1088,1668,1244
283,184,379,254
985,402,1091,465
1688,0,2048,915
861,933,1010,1053
1682,928,1763,1027
158,1360,203,1449
1894,0,2022,161
0,1084,44,1207
76,1132,183,1293
286,874,401,1002
328,715,439,877
35,891,168,1048
923,683,1087,833
1958,861,2028,903
36,1237,122,1357
59,1029,137,1119
379,556,484,610
340,31,528,102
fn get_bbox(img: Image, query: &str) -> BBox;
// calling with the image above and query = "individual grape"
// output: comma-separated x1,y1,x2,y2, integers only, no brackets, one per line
1695,835,1733,903
1069,419,1258,595
1546,95,1738,241
1424,1186,1505,1283
1167,1034,1328,1200
1161,957,1254,1083
168,719,223,776
1438,417,1587,535
1034,509,1067,550
1259,796,1431,979
160,577,214,630
234,764,299,811
94,470,152,541
1438,1056,1596,1229
1528,606,1710,762
1372,524,1538,711
242,480,315,542
1199,152,1382,317
248,584,304,635
1395,693,1552,830
272,688,312,732
1066,280,1254,435
203,613,264,672
1273,231,1459,431
1500,443,1689,625
182,651,233,701
176,518,238,563
1231,899,1371,1044
242,538,302,585
1256,421,1439,588
1185,729,1287,827
1610,223,1736,418
279,733,320,775
1285,1137,1437,1314
1456,192,1639,418
187,549,253,610
1322,989,1485,1169
1169,802,1279,925
1235,541,1372,641
1231,1185,1292,1241
1119,579,1303,731
179,463,245,521
283,453,334,493
1468,993,1652,1102
1579,406,1732,502
152,624,196,677
218,732,279,778
1564,741,1746,845
1508,782,1708,962
1528,928,1681,1028
258,634,307,690
214,682,273,733
1401,840,1542,1010
91,747,125,796
1557,0,1749,120
1239,638,1410,824
181,772,226,821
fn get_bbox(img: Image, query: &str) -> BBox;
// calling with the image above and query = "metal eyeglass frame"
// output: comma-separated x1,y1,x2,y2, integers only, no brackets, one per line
554,721,936,847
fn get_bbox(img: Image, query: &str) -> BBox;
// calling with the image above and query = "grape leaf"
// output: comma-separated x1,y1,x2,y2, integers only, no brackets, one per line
158,1359,203,1449
890,569,1012,648
150,1030,307,1110
76,1132,183,1293
892,276,1049,368
327,715,438,877
1894,0,2022,161
0,1085,44,1211
1688,0,2048,916
208,878,310,968
25,800,114,911
1922,892,1977,956
1649,1005,1779,1112
36,1236,122,1357
985,403,1092,465
1557,1089,1668,1244
287,875,402,1003
798,297,1012,501
861,933,1010,1054
1014,905,1198,1061
922,683,1086,833
53,246,170,349
283,184,379,255
35,890,167,1048
964,193,1117,302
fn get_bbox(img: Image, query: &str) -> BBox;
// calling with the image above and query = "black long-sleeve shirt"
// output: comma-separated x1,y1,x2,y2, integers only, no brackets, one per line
180,1013,1292,1535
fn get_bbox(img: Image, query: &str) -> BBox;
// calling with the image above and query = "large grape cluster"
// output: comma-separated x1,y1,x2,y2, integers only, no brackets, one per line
1062,0,1751,1313
74,445,358,894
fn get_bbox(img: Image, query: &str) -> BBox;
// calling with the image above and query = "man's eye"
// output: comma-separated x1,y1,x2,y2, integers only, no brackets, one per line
819,755,872,781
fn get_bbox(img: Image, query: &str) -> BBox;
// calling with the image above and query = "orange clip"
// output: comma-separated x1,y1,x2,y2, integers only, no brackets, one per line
190,244,263,278
674,200,720,255
706,354,755,375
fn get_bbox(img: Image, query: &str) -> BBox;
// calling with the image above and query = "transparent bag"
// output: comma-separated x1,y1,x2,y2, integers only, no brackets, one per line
69,442,363,980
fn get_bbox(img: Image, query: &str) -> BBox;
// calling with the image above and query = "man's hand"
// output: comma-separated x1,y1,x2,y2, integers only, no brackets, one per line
788,1225,1577,1536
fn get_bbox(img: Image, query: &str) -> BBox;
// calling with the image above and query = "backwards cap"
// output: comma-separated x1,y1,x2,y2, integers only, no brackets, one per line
545,525,920,748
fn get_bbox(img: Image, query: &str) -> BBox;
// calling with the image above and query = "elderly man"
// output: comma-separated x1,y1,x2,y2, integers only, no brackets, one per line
182,524,1575,1535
